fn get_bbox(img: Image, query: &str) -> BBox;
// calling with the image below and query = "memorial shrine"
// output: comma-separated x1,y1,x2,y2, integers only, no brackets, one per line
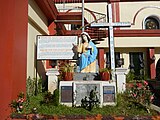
40,29,127,107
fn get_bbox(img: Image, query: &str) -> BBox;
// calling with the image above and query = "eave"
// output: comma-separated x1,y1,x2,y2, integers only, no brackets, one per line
34,0,58,24
114,29,160,37
65,29,160,37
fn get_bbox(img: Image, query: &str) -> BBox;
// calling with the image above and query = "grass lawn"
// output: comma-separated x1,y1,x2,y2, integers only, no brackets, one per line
21,93,159,116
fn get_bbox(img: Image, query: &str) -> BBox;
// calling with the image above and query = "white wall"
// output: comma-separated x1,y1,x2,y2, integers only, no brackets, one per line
120,2,160,29
27,0,49,79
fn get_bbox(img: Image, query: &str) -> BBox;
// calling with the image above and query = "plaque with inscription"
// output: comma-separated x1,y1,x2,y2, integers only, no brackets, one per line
75,83,100,105
61,86,73,102
103,86,115,102
37,36,78,60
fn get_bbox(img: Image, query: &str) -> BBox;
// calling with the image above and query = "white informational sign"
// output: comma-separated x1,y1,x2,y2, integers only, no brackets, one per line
37,36,78,60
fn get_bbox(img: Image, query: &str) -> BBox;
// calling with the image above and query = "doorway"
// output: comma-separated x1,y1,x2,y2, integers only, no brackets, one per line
156,58,160,80
129,52,144,79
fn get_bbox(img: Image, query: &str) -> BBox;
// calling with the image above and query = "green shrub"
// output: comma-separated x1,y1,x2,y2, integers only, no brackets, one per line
41,89,59,106
81,87,100,111
26,76,43,98
53,89,59,106
124,80,154,113
42,91,53,104
126,71,135,83
26,77,35,98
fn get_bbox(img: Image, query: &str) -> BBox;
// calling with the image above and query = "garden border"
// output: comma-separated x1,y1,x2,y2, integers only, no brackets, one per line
11,114,160,120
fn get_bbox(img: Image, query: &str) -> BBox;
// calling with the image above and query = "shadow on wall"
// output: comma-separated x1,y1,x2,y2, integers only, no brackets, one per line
37,60,47,91
34,42,47,91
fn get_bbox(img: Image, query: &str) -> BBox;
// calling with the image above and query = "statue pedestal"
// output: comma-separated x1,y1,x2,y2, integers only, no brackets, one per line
59,81,116,107
46,68,59,94
115,68,127,93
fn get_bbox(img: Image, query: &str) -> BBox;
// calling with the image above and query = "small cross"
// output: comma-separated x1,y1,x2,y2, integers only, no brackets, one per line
90,4,131,80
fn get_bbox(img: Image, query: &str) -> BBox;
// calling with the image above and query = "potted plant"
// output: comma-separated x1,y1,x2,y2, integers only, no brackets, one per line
99,67,111,81
60,62,74,81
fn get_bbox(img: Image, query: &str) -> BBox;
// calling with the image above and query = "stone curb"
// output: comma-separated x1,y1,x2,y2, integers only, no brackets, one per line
11,114,160,120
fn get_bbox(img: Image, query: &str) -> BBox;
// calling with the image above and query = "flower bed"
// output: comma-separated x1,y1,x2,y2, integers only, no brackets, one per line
10,80,160,120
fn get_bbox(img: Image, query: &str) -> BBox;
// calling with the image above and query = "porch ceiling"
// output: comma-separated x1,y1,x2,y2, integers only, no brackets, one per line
54,0,160,3
56,12,89,24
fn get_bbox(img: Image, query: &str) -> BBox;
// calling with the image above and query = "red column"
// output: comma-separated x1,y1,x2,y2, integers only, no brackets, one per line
98,49,105,69
46,22,57,69
148,48,156,79
0,0,28,119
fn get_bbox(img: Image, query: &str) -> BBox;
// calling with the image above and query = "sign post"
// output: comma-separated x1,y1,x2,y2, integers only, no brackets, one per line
90,4,131,80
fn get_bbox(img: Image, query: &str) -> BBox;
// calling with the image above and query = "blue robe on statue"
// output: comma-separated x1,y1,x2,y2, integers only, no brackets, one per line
79,41,98,71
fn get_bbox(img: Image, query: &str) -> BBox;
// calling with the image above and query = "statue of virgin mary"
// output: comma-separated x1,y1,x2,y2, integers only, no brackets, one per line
77,32,98,73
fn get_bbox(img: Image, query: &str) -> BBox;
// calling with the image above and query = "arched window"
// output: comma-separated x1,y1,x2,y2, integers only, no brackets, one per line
144,16,160,29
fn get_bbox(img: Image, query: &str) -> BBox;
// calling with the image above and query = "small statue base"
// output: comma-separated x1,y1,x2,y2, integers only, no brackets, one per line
73,72,100,81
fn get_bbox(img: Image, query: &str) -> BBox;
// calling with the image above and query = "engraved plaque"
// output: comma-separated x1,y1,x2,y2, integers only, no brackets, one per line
75,83,100,105
61,86,73,102
103,86,115,102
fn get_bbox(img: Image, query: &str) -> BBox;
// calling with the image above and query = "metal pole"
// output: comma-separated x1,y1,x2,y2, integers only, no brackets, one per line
82,0,84,32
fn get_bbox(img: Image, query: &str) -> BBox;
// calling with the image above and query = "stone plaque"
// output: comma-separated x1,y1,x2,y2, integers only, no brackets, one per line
61,86,73,102
75,83,100,105
103,86,115,102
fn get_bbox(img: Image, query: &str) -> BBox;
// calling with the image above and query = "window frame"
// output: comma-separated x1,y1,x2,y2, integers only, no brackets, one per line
143,15,160,29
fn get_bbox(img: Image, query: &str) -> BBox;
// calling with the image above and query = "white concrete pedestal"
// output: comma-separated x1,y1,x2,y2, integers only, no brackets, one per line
115,68,127,93
46,68,59,94
59,81,116,107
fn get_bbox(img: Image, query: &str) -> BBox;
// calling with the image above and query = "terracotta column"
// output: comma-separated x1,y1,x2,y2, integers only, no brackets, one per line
0,0,28,119
98,48,105,69
148,48,156,79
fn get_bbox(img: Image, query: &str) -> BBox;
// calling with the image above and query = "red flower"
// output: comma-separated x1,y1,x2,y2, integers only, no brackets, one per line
133,93,137,97
127,83,134,88
19,106,23,109
150,95,154,101
144,81,148,85
137,83,142,88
